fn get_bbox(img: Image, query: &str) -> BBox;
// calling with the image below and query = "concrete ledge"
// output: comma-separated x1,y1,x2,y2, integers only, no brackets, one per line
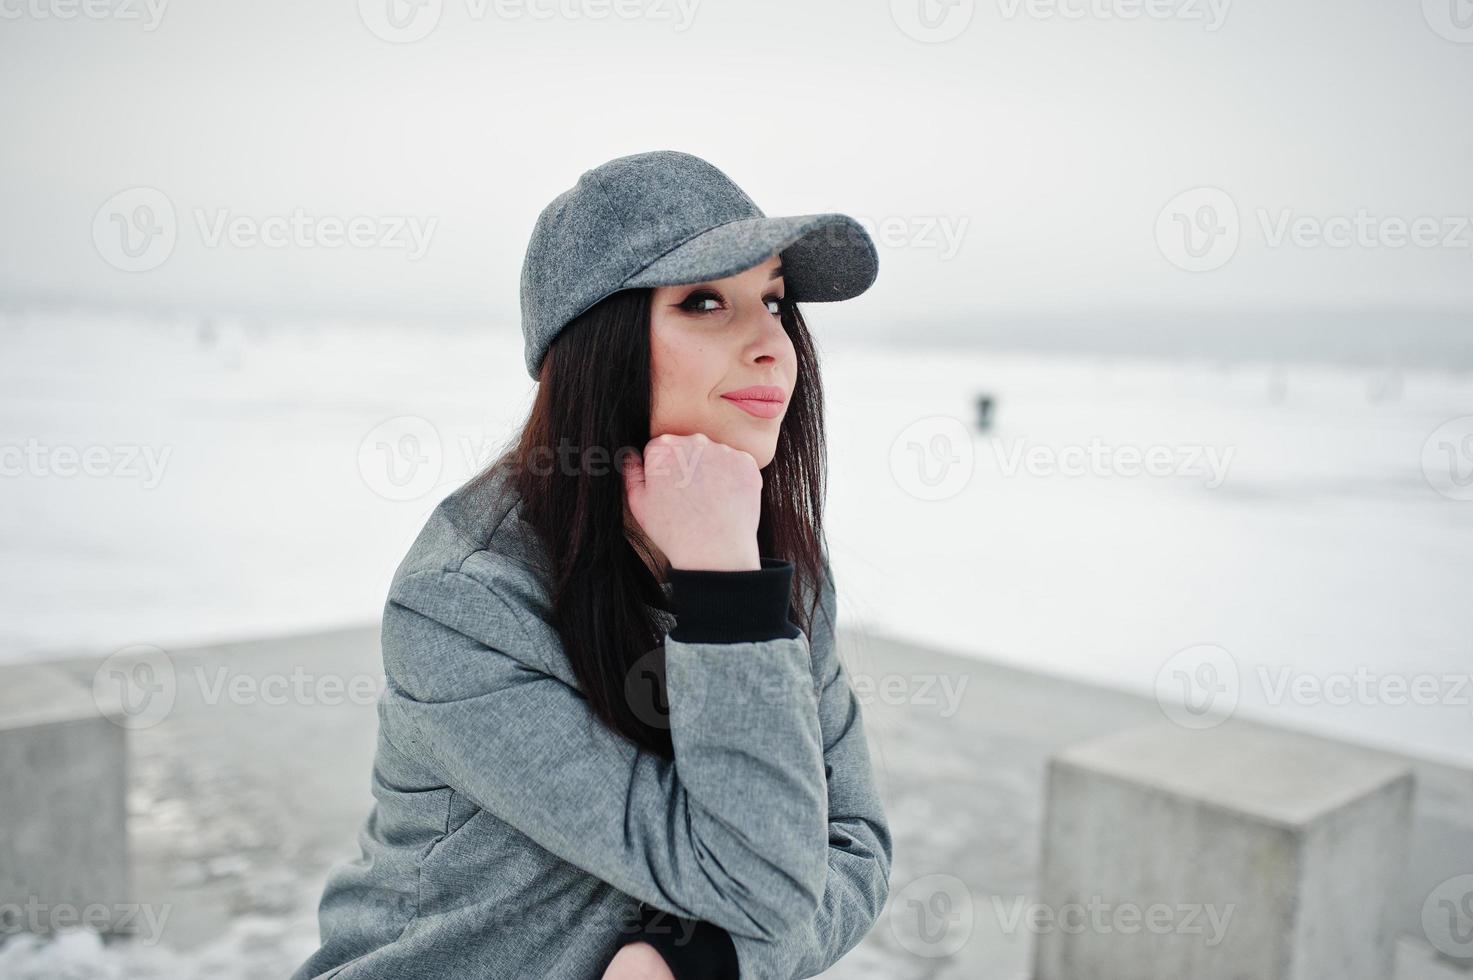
1034,718,1415,980
2,626,1467,976
0,664,131,938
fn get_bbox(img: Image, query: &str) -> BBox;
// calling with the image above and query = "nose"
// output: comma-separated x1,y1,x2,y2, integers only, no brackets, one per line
742,299,788,366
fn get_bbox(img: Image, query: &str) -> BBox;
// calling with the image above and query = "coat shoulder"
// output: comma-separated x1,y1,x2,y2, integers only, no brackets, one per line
389,462,551,603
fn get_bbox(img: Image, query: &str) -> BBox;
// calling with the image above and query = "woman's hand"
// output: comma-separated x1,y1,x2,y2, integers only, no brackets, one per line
601,941,677,980
622,432,762,572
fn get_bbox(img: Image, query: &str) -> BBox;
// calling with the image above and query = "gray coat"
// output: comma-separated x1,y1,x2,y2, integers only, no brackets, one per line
291,464,892,979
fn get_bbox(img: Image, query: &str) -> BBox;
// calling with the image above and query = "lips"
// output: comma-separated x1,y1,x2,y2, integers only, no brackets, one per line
720,385,786,420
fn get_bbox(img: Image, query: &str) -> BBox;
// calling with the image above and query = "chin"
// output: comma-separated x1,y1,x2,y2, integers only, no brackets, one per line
715,430,772,466
750,440,780,469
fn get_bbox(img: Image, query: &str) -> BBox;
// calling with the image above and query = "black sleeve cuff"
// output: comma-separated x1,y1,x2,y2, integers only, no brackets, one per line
666,556,802,644
618,904,740,980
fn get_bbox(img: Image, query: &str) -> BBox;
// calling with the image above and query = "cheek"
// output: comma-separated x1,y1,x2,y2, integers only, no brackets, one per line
649,323,725,434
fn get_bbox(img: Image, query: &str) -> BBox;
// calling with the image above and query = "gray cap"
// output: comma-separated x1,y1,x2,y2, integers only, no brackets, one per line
519,149,879,380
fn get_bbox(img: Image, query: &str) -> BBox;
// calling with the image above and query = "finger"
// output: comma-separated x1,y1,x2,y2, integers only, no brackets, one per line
644,439,676,479
621,448,644,493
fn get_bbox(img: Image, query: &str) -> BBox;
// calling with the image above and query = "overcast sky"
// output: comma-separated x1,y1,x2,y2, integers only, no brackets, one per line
2,0,1470,340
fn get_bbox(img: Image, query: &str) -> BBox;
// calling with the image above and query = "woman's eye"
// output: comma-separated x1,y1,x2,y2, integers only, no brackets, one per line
680,291,723,313
678,291,784,316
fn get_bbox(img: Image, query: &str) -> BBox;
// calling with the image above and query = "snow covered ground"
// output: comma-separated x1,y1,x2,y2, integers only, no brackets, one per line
0,917,320,980
3,306,1471,772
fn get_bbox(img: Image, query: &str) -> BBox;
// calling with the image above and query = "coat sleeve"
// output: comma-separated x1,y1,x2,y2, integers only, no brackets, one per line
378,560,830,945
724,558,894,978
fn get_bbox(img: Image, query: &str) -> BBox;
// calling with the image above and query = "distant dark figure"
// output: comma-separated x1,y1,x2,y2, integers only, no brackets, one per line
976,394,995,431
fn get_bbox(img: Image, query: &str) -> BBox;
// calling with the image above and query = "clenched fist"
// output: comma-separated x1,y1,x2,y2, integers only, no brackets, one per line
622,432,762,572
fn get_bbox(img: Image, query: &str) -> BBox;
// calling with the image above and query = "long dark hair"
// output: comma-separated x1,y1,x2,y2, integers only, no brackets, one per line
476,286,829,759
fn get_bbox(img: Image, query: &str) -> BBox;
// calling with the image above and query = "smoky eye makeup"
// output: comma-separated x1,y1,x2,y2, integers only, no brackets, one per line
677,289,723,313
676,288,786,315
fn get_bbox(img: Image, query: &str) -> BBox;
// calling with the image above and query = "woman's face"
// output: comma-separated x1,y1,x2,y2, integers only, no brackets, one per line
647,253,795,469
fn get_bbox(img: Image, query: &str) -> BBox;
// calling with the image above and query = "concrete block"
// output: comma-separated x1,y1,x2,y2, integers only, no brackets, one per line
1034,719,1414,980
0,663,131,938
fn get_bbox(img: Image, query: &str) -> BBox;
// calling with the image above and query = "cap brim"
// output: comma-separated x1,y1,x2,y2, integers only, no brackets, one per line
620,213,878,303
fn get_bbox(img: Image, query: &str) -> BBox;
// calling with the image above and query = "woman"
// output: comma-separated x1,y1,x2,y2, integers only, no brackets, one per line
291,150,892,979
